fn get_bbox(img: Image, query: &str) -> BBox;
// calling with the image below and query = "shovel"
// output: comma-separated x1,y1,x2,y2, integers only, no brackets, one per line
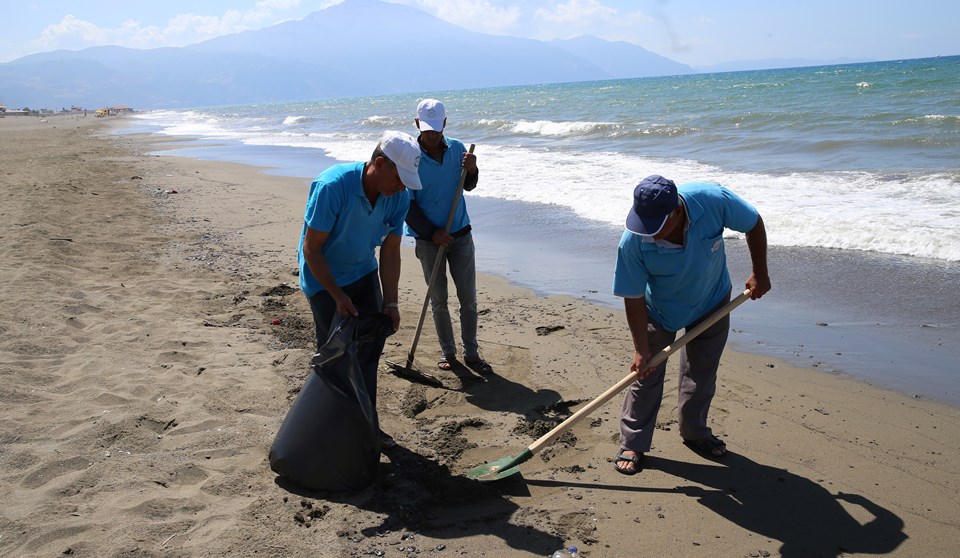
465,288,753,482
386,144,476,389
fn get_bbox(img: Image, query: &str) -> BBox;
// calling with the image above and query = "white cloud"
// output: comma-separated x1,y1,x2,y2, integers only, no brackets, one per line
257,0,302,9
533,0,651,41
35,15,111,49
412,0,521,34
535,0,616,24
29,2,309,53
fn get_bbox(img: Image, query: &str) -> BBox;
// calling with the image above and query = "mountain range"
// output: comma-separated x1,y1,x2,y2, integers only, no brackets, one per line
0,0,869,110
0,0,694,110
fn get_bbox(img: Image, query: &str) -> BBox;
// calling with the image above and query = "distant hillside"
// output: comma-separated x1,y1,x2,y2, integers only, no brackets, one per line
548,35,692,78
0,0,693,110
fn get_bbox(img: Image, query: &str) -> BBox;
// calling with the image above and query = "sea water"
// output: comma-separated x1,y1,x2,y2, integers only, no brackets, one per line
123,55,960,405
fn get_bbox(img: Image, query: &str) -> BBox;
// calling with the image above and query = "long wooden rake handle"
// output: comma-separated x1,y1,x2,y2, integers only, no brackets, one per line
405,144,476,368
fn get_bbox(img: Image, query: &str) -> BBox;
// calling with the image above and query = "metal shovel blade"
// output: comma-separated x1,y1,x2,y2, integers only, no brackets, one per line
465,449,533,482
384,359,445,388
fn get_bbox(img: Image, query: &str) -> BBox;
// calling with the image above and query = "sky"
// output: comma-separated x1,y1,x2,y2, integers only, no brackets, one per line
2,0,958,67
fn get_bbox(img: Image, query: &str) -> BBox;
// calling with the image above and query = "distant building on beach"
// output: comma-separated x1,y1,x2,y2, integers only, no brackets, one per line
1,105,30,117
1,101,135,117
95,105,135,117
59,105,89,115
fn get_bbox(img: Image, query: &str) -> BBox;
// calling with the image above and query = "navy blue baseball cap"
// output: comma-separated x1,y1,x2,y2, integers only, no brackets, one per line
625,175,679,236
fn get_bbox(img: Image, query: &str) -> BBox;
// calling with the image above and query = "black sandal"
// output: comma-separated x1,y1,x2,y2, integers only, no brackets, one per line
464,356,493,375
683,435,727,458
613,450,643,475
437,354,456,371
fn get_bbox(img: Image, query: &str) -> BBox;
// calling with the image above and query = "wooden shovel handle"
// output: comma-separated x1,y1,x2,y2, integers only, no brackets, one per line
527,289,753,455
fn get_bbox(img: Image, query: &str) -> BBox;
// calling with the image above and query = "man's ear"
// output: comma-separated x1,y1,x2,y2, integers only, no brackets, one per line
415,118,421,131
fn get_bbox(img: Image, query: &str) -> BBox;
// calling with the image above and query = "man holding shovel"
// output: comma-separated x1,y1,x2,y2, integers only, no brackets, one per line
612,175,771,475
404,99,490,375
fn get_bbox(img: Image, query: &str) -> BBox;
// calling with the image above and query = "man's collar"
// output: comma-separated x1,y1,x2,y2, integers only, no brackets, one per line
417,134,448,152
678,192,702,223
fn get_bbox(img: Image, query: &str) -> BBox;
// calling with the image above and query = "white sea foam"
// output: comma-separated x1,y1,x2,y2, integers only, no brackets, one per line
316,138,384,161
134,110,242,139
467,144,960,262
282,115,305,125
361,115,393,124
511,119,612,136
476,118,514,132
130,111,960,262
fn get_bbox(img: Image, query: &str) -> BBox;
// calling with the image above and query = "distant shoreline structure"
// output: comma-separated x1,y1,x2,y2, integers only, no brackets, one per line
0,105,135,118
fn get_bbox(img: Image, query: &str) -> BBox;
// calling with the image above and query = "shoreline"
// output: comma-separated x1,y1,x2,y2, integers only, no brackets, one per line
115,123,960,407
3,114,958,557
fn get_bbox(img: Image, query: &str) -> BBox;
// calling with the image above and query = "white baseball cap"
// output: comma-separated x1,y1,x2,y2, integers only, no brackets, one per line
379,130,422,190
416,98,446,132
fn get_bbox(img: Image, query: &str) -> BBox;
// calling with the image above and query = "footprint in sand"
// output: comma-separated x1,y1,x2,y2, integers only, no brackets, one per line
21,456,92,489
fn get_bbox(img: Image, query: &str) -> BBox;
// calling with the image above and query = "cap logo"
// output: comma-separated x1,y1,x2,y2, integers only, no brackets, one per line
426,109,437,117
413,155,420,168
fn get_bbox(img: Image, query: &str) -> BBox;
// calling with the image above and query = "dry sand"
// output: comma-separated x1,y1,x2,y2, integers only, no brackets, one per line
1,115,958,557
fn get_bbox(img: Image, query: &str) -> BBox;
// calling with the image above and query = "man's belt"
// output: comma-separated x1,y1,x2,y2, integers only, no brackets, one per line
450,225,472,238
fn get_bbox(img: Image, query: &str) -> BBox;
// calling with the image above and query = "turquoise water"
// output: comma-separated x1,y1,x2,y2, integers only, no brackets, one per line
123,56,960,405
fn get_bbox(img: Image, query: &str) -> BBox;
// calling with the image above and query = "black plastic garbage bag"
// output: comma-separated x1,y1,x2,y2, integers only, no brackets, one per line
269,312,394,491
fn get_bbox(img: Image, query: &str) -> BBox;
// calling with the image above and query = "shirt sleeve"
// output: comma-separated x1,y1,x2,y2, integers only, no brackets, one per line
304,176,343,233
612,232,650,298
388,190,410,237
720,186,760,233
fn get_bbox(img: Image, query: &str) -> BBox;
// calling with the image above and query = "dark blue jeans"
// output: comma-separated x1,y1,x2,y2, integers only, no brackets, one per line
308,270,385,406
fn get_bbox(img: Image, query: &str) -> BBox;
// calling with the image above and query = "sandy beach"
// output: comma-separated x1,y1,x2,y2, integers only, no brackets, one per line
2,115,959,557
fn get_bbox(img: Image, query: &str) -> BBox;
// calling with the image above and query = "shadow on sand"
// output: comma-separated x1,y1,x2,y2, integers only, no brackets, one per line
528,450,906,557
459,363,565,416
277,442,563,556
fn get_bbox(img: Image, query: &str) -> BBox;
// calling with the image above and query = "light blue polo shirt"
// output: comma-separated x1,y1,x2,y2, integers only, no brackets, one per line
612,182,759,332
404,137,470,237
298,162,409,298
